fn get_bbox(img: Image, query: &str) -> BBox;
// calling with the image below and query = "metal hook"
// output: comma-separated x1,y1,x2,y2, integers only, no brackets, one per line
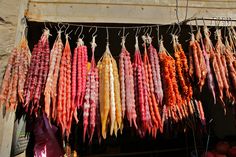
74,26,80,35
156,25,160,43
58,23,61,30
106,27,109,44
125,32,129,38
122,27,125,37
224,18,227,37
174,22,181,36
166,23,173,34
55,25,58,32
189,21,193,34
135,27,139,37
68,30,73,36
144,27,149,35
178,23,181,35
81,34,84,40
57,23,64,32
118,29,122,37
227,17,230,27
195,18,199,30
230,17,233,27
202,17,205,26
215,17,220,29
44,21,49,30
171,23,176,35
89,26,97,37
64,24,70,36
149,26,152,35
78,25,83,38
49,22,52,29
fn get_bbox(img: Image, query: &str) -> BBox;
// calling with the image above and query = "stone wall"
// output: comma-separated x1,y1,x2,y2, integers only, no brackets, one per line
0,0,20,156
0,0,19,84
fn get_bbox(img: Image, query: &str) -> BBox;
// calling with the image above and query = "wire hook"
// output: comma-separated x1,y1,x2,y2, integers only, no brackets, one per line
156,25,160,43
144,27,149,35
106,27,109,44
174,22,181,36
149,26,152,36
57,23,64,32
202,17,205,26
135,27,140,37
74,26,80,35
64,24,70,34
171,23,176,35
44,21,49,30
122,27,125,37
195,18,199,30
89,26,97,37
189,21,193,34
78,25,83,38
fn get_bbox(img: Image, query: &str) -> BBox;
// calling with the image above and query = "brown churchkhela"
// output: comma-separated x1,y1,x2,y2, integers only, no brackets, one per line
0,30,31,110
24,29,50,115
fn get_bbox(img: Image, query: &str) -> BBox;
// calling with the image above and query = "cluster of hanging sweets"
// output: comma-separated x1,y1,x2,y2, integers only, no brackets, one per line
1,25,236,144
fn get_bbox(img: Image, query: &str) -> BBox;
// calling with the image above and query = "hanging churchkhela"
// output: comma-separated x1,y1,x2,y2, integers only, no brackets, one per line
5,23,235,145
71,37,87,124
197,28,217,104
204,27,226,112
98,40,122,139
0,28,31,110
57,34,72,138
119,36,137,129
215,29,231,101
142,35,162,138
133,36,152,137
82,36,100,144
44,30,64,119
73,38,88,110
24,29,50,115
147,35,163,107
225,36,236,102
173,35,194,118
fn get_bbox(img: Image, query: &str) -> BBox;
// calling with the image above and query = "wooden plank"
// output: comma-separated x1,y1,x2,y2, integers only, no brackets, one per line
27,0,236,9
26,2,236,25
29,0,236,5
0,111,16,157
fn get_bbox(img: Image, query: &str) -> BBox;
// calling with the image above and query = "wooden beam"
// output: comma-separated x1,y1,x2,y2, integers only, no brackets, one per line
26,0,236,25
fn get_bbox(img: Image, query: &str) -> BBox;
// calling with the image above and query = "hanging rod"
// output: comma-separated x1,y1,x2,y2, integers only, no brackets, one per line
26,16,236,30
181,17,236,26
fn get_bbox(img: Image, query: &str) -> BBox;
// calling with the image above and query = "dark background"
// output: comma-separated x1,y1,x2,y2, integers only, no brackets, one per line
26,21,236,156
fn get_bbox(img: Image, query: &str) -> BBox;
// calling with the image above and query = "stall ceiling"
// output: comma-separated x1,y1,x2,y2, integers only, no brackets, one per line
26,0,236,25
